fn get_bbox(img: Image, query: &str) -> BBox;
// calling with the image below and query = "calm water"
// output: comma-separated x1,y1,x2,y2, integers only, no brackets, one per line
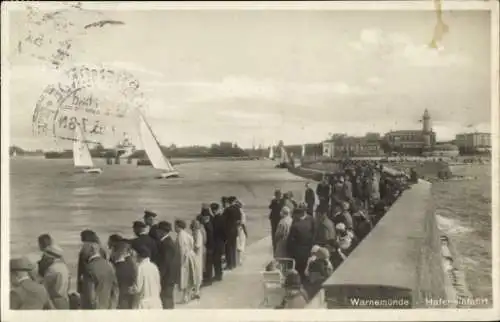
433,164,492,305
8,159,493,304
9,158,308,291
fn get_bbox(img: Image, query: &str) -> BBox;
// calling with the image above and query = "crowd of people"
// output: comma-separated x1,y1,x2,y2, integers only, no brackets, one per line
10,196,249,310
268,160,413,309
9,160,413,310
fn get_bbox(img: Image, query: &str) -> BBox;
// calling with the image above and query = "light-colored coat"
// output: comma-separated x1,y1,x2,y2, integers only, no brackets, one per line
175,229,200,291
134,258,162,309
274,216,293,258
43,259,70,309
192,229,204,288
237,210,247,252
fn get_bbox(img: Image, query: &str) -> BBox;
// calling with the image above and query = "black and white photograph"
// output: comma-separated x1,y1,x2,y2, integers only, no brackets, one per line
1,1,498,321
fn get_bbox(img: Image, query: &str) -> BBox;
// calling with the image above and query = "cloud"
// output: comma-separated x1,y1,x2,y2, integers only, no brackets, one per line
143,76,368,106
350,28,469,68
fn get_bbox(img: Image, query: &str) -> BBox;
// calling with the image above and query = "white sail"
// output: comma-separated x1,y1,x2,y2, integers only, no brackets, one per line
280,146,289,163
138,114,175,172
269,145,274,159
73,126,95,168
301,144,306,157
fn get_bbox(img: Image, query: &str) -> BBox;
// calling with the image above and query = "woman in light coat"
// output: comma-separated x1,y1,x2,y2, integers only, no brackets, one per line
236,200,247,266
274,206,293,258
190,220,204,300
174,220,199,304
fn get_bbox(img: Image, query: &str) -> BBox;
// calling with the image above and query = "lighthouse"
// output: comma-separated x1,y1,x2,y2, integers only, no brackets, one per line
422,109,432,150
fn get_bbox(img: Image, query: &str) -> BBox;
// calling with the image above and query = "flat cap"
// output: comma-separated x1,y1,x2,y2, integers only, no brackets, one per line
144,210,157,218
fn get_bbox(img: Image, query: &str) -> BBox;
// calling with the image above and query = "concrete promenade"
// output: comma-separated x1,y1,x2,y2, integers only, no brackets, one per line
177,236,273,309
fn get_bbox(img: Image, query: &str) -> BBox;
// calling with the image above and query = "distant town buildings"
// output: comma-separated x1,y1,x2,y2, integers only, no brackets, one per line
319,109,493,158
285,143,323,158
455,132,491,154
383,109,436,155
322,134,383,158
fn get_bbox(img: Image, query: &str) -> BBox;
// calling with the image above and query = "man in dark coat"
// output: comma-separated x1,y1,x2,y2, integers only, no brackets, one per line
198,206,215,285
222,196,241,270
304,183,316,216
287,204,315,281
79,243,119,309
131,221,159,266
10,257,54,310
37,234,53,280
268,189,283,253
316,175,331,212
111,241,138,309
156,221,177,309
144,210,159,239
211,202,226,281
313,208,336,247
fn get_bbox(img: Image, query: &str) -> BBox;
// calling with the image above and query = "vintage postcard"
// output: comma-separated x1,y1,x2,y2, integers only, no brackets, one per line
1,1,498,321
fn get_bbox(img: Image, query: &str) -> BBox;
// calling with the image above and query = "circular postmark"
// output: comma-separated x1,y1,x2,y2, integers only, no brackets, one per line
32,64,147,145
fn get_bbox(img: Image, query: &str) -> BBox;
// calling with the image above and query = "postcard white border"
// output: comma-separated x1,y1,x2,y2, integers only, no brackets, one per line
1,1,499,321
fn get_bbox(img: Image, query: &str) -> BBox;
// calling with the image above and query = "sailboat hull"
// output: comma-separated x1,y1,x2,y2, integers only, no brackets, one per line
156,171,180,179
82,168,103,174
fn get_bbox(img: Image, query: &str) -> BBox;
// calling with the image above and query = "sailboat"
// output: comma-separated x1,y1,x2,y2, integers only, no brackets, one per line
73,125,102,174
275,145,290,168
268,145,275,160
138,113,179,179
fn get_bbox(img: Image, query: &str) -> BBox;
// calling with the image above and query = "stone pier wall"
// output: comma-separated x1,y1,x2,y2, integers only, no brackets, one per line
290,164,448,309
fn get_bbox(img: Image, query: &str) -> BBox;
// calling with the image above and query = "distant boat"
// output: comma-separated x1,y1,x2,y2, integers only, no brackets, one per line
73,125,102,174
275,146,290,169
138,113,179,179
268,145,275,160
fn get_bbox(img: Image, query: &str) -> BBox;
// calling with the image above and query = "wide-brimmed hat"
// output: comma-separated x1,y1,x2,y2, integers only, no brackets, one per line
133,221,147,229
44,244,64,259
317,247,330,259
158,221,172,233
10,257,34,272
335,223,346,232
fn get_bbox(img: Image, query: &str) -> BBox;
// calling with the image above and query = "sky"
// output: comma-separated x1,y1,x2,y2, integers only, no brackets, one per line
4,4,493,150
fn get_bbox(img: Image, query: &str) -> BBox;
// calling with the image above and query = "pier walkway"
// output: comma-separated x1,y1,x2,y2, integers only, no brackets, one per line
177,236,273,309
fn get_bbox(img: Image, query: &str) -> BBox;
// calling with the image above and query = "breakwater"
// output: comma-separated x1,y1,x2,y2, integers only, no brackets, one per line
290,163,470,309
322,179,445,308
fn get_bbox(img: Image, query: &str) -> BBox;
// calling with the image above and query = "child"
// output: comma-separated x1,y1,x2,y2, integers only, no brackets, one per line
265,259,283,279
276,270,308,309
304,247,333,298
